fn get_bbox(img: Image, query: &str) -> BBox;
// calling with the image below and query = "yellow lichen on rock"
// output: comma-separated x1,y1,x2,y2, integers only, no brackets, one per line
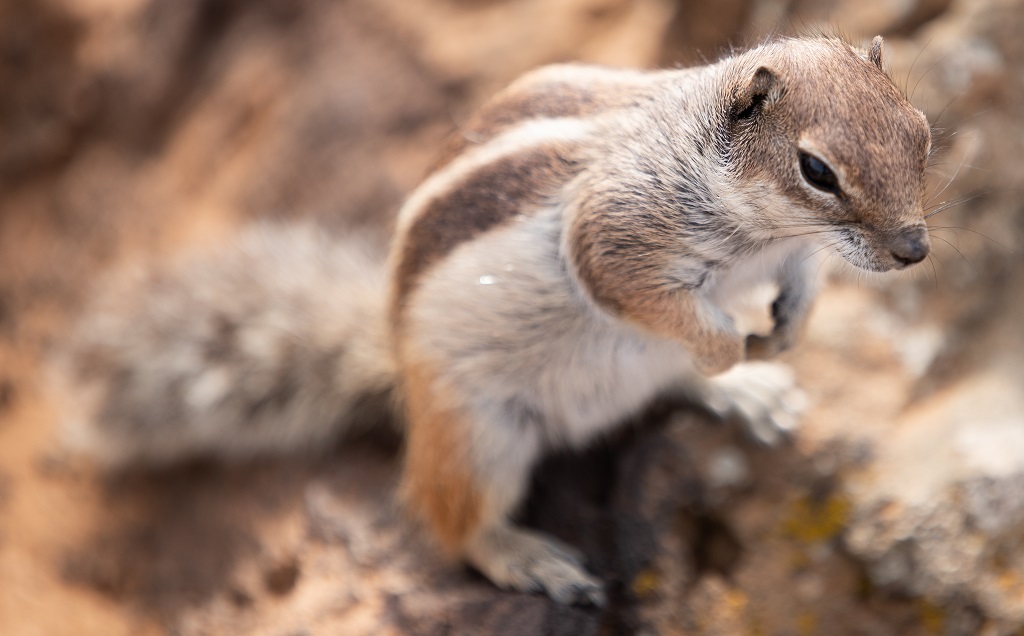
783,493,851,544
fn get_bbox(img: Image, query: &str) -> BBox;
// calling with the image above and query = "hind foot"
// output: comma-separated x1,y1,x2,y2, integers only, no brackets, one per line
464,523,606,606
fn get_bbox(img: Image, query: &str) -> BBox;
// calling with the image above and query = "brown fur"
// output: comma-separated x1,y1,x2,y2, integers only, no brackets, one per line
562,37,932,372
392,144,582,328
399,359,483,553
568,204,709,316
728,40,930,231
432,88,596,171
432,68,649,171
569,227,742,375
567,182,744,373
625,292,744,375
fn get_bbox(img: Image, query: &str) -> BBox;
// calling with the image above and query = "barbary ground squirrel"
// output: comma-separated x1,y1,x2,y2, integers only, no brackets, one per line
54,35,932,605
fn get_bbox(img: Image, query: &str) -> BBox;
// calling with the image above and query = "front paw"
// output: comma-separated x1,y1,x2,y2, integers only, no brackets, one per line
746,290,809,360
745,326,796,360
709,361,808,446
464,524,606,607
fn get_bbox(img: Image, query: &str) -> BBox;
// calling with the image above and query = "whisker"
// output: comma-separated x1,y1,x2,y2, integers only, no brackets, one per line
814,251,836,285
941,105,997,127
931,235,977,275
926,161,987,174
924,192,987,219
774,229,841,241
926,84,970,132
771,220,846,228
925,156,969,208
925,253,939,292
924,193,982,213
903,37,933,98
912,49,952,103
927,224,1008,250
928,227,962,249
804,240,839,264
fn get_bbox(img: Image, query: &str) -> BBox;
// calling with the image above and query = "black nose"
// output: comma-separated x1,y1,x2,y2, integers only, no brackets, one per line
891,226,930,266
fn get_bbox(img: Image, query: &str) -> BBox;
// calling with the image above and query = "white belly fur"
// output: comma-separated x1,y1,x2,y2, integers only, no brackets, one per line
405,213,803,452
406,208,695,450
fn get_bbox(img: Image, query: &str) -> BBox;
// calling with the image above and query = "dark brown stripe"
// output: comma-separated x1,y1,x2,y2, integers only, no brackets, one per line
432,78,645,172
393,145,582,326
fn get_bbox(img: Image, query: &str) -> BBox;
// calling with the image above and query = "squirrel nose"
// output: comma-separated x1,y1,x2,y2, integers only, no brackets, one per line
890,225,930,266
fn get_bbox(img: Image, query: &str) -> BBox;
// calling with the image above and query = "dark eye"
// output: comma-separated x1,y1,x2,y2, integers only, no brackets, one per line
799,151,841,196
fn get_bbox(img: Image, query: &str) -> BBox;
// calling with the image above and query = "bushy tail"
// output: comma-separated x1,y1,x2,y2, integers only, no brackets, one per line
51,223,396,466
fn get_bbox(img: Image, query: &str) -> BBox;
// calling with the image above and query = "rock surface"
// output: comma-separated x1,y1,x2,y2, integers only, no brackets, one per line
1,0,1022,634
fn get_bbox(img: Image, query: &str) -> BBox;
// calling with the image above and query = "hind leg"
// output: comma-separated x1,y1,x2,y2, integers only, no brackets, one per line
400,361,604,605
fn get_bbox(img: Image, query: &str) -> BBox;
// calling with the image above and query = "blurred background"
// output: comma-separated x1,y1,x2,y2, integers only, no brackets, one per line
0,0,1022,634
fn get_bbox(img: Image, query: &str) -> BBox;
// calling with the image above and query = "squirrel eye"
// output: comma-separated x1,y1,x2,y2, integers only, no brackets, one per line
799,151,841,196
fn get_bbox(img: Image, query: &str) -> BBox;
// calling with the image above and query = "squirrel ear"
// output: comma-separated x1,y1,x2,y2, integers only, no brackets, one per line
734,66,779,120
868,35,884,70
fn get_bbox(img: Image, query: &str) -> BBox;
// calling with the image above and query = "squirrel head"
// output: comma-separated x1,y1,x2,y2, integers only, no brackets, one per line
724,35,932,272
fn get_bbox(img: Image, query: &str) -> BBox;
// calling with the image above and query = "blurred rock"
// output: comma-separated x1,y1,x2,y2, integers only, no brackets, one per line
0,0,90,184
2,0,1024,634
